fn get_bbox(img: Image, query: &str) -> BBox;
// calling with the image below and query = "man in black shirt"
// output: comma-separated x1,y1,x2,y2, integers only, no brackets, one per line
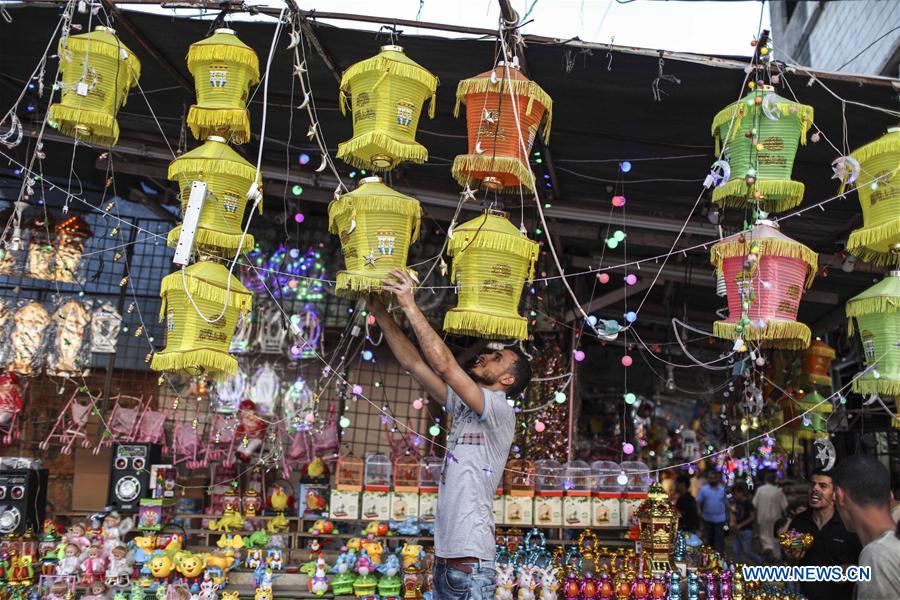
675,474,700,534
731,483,762,564
780,469,862,600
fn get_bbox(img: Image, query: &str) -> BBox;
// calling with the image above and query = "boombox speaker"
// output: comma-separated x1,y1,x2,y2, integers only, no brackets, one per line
0,468,48,536
106,443,161,512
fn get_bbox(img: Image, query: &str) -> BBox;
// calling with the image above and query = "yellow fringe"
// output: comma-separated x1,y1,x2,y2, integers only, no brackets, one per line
711,97,814,145
336,132,428,170
443,308,528,341
187,43,260,84
853,378,900,397
451,155,535,193
340,55,438,98
851,131,900,165
334,271,414,300
186,106,252,145
454,77,552,142
150,348,238,380
327,194,422,238
846,296,900,320
846,220,900,265
47,105,119,147
447,225,539,266
63,34,142,82
710,238,818,289
158,268,252,321
168,154,260,186
166,226,256,257
713,320,811,350
711,179,805,213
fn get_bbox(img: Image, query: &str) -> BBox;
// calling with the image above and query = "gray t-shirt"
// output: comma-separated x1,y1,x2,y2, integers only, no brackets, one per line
435,386,514,560
856,530,900,600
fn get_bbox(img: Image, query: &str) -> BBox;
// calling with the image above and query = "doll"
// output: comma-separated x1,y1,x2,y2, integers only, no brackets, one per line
105,545,132,587
0,372,23,426
65,523,90,552
82,580,110,600
43,579,71,600
82,545,107,584
234,400,267,462
58,543,82,576
102,514,133,554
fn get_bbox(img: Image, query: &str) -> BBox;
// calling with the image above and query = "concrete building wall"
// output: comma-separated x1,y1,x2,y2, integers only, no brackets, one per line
770,1,900,76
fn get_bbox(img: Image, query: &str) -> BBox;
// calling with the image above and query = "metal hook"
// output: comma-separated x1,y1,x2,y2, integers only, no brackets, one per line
606,36,615,71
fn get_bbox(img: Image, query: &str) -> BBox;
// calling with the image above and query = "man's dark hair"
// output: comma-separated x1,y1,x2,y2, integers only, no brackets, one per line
676,474,692,489
763,470,777,484
832,455,891,508
505,347,532,398
810,468,834,482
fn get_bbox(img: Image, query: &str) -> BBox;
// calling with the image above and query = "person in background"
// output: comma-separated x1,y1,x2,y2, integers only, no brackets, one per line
754,470,789,561
674,473,700,535
832,456,900,600
779,469,861,600
697,469,728,555
731,483,762,564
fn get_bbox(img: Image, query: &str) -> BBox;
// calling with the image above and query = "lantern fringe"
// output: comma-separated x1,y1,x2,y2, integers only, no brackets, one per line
710,238,818,288
62,35,142,83
47,106,120,147
150,348,238,380
187,44,260,84
336,132,428,169
846,220,900,265
447,226,538,284
711,179,805,213
713,320,811,350
334,272,403,298
166,226,256,257
453,78,552,143
853,378,900,397
168,152,260,187
850,132,900,165
451,155,535,193
327,195,422,242
158,271,252,321
846,295,899,336
711,100,814,153
443,309,528,341
186,107,252,145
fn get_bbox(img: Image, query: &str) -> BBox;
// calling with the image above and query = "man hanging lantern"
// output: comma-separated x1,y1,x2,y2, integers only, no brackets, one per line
186,29,259,145
710,86,813,212
844,128,900,265
444,210,538,341
48,26,141,147
166,136,262,257
452,63,552,192
150,260,252,380
710,221,817,350
845,270,900,397
337,45,438,170
328,177,421,298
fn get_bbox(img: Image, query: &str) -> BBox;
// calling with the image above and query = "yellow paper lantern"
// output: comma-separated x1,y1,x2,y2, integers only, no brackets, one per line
444,211,538,341
337,45,438,170
844,128,900,265
150,260,252,379
48,26,141,147
328,177,421,298
166,136,262,257
186,28,260,145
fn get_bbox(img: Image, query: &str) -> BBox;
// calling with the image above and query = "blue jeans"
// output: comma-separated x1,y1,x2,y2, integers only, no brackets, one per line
704,520,726,556
432,559,496,600
732,528,763,564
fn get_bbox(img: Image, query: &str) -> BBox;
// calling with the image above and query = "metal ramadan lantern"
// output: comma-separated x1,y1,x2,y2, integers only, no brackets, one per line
337,45,438,170
800,338,836,388
444,210,538,341
636,482,678,574
48,26,141,147
54,215,92,283
186,29,260,145
150,260,253,379
452,63,552,192
844,128,900,265
328,177,421,298
166,136,262,257
710,86,813,212
710,220,817,350
845,270,900,397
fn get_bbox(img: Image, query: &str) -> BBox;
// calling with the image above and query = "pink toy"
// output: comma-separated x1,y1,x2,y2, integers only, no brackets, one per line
39,390,98,454
81,580,109,600
234,400,267,463
0,372,24,445
170,424,202,469
81,545,106,584
516,565,537,600
100,513,132,554
204,414,237,465
93,394,150,454
135,401,168,446
65,524,91,552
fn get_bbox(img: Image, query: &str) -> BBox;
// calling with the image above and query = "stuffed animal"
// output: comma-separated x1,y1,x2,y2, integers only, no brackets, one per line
538,566,560,600
516,565,537,600
496,563,516,600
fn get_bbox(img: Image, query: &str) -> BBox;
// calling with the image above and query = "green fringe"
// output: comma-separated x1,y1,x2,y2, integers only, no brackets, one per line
714,320,811,350
710,238,818,289
187,42,260,84
47,105,119,147
851,130,900,165
846,296,900,319
853,377,900,397
158,267,252,321
327,194,422,239
336,132,428,170
166,226,256,257
150,348,238,380
846,219,900,265
340,55,438,97
168,152,260,186
186,106,252,145
63,33,142,82
711,179,805,213
443,308,528,341
711,98,814,148
453,76,552,143
451,155,535,193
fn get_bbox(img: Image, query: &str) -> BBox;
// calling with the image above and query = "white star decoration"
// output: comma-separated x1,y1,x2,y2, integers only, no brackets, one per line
460,185,477,203
363,251,378,266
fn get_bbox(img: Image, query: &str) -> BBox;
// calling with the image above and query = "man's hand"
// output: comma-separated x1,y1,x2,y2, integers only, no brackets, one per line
783,546,807,562
382,269,418,312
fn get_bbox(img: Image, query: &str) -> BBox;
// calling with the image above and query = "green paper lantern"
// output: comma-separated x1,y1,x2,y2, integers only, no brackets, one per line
796,390,831,440
710,87,813,212
846,271,900,397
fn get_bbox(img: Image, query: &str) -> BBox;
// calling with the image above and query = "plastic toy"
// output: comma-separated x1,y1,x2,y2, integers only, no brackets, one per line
64,523,90,552
362,521,388,538
82,580,109,600
57,544,81,576
390,516,423,536
265,548,283,571
331,552,357,596
362,541,384,565
147,552,175,589
104,513,134,556
81,545,106,584
496,563,516,600
173,551,206,592
246,530,269,549
400,544,423,571
377,554,402,597
538,566,560,600
352,555,377,597
307,519,334,535
307,558,330,596
220,592,240,600
197,572,219,600
266,512,289,535
307,539,323,563
208,494,244,533
105,545,132,587
235,400,267,462
246,548,264,570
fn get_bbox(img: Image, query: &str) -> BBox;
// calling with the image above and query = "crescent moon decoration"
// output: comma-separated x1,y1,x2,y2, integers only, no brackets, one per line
490,70,499,85
347,219,356,235
831,155,861,185
0,114,22,149
286,30,300,49
813,438,836,471
474,141,484,155
315,155,327,173
761,92,782,122
703,160,731,189
296,93,310,110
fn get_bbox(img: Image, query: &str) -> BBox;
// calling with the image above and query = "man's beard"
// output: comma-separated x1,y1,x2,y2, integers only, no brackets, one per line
465,367,497,386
